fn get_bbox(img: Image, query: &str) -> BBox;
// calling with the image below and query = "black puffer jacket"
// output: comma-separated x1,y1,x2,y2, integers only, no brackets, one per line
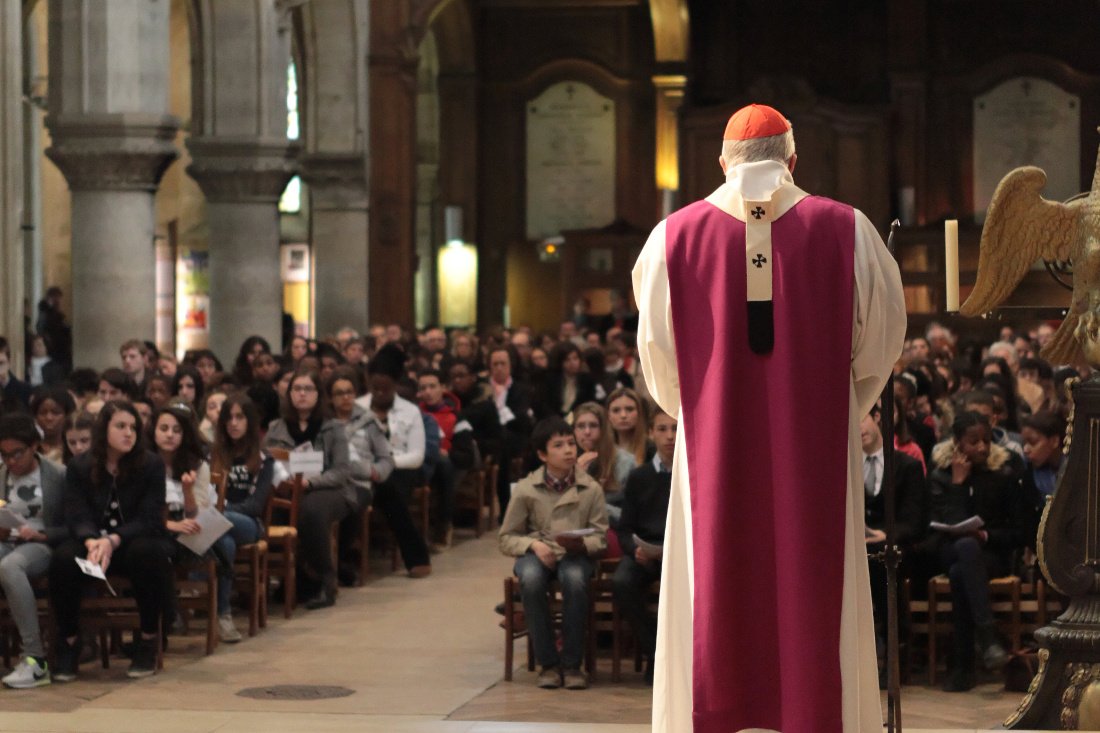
927,441,1038,557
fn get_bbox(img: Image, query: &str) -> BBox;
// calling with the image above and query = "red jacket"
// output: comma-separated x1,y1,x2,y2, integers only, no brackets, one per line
420,392,461,453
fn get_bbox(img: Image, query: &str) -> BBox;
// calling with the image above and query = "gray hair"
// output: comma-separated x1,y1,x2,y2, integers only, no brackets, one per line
988,341,1019,368
720,128,796,167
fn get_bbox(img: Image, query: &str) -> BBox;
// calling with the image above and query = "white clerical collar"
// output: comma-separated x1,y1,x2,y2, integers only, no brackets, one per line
705,160,808,223
725,159,793,201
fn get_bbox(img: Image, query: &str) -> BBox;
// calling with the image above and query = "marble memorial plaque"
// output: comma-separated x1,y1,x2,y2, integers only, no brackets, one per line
526,82,615,239
973,77,1080,222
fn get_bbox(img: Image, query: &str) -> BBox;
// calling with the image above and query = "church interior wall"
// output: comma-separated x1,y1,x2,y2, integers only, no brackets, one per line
474,1,657,331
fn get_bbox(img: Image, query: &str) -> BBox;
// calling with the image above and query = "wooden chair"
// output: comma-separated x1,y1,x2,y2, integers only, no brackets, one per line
266,448,305,617
502,574,598,682
77,576,165,672
454,464,488,537
1020,577,1066,638
922,574,1022,685
172,556,220,655
355,505,372,583
588,558,619,680
485,458,500,529
609,563,662,682
212,469,269,635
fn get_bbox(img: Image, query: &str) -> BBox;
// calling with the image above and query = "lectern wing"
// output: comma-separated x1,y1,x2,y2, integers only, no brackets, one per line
960,166,1080,316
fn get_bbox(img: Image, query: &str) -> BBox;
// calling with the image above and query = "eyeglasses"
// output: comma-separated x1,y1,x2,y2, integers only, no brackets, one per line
0,447,29,462
291,385,318,394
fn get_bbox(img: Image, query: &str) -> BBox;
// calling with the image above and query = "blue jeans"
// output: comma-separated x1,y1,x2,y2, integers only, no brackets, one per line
514,552,593,670
215,511,262,615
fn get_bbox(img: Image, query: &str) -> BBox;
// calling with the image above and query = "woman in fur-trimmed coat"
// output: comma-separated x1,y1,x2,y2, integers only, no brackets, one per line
927,411,1038,692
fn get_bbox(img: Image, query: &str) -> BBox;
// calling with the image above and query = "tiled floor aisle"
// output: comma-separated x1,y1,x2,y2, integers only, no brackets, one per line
0,531,1044,732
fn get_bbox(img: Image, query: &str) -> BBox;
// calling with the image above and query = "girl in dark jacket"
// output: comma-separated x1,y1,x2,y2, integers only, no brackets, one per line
536,341,597,419
928,411,1036,692
48,400,173,681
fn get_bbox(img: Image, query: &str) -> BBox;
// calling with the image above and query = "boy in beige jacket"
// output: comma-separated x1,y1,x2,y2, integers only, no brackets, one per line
499,417,608,690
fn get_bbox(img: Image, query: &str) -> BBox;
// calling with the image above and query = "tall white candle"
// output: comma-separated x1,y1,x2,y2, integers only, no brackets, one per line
945,219,959,312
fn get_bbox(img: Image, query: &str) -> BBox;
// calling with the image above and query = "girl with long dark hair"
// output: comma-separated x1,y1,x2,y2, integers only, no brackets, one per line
48,401,174,681
30,386,75,464
210,394,273,632
172,364,205,409
233,336,271,387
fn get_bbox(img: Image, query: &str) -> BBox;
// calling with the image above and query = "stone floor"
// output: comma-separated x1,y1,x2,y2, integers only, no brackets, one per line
0,531,1044,732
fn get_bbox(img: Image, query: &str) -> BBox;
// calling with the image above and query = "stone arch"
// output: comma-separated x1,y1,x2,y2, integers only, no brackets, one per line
298,0,368,155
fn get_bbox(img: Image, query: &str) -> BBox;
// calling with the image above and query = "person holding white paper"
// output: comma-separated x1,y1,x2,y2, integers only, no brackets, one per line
327,367,393,584
612,408,676,685
0,414,67,688
149,402,240,641
264,369,352,609
49,401,174,681
927,410,1036,691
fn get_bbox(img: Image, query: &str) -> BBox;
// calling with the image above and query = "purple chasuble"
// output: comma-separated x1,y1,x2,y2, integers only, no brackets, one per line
665,195,855,733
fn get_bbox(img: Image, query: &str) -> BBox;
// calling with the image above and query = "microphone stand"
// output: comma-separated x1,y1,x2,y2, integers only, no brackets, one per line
877,219,903,733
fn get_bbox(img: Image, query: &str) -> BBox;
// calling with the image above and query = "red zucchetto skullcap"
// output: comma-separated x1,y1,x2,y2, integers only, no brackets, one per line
723,104,791,140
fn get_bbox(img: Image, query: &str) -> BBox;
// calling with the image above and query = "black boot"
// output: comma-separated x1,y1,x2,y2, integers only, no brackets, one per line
941,666,976,692
975,623,1009,671
305,576,336,610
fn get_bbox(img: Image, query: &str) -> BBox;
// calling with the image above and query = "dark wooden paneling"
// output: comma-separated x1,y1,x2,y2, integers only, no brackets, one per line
477,4,653,82
369,1,423,327
680,87,891,230
686,0,890,106
474,2,656,328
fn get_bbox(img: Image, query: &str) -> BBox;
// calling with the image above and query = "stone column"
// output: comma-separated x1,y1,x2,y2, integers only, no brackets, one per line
44,0,179,370
300,153,370,337
186,141,296,364
185,0,297,362
0,0,23,370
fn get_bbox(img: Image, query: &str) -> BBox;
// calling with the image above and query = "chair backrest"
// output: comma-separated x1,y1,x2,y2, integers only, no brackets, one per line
265,447,305,531
211,468,227,513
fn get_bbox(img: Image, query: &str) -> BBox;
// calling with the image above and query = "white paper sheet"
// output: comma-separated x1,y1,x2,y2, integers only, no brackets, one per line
0,507,26,530
929,515,985,535
289,449,325,476
175,506,234,556
75,557,116,596
632,533,664,560
553,528,596,541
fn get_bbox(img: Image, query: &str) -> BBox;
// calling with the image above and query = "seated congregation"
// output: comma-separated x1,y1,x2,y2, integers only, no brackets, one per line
0,315,1077,696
